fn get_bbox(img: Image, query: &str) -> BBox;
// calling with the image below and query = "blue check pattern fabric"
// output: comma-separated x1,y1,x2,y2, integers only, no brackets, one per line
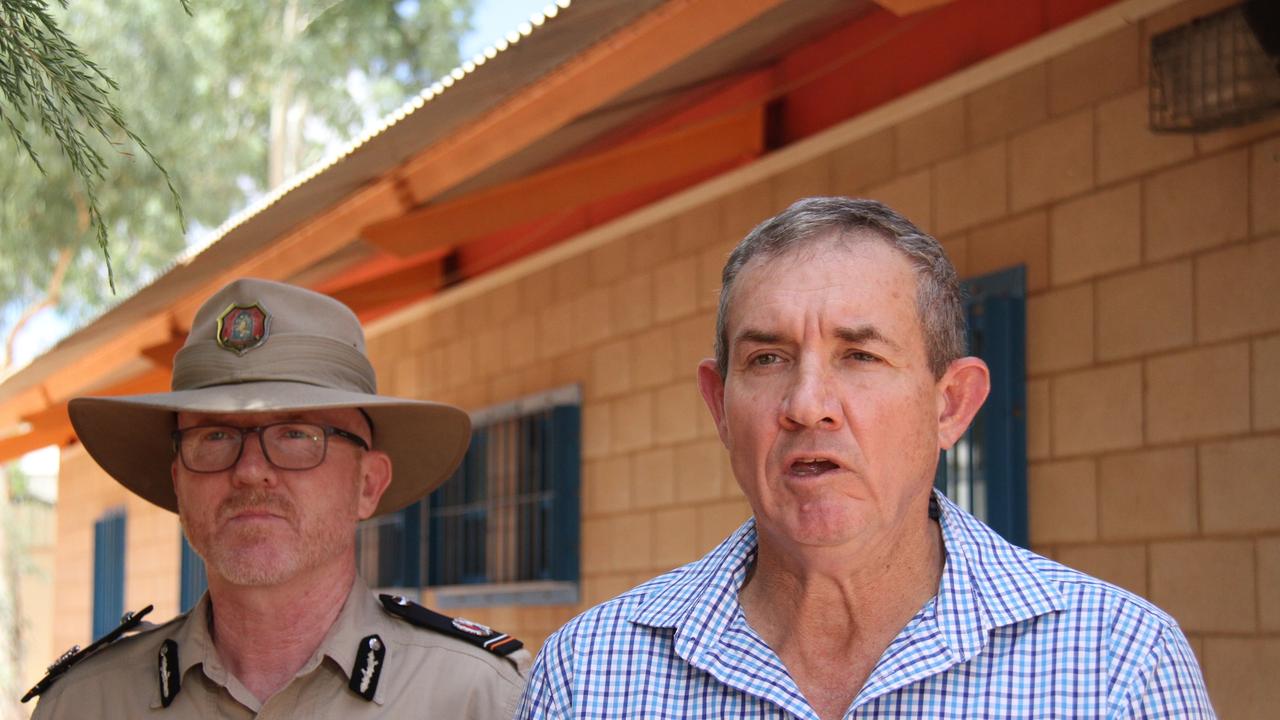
517,493,1213,719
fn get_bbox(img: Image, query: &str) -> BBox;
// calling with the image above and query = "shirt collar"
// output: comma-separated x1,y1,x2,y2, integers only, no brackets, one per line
627,518,756,665
628,491,1064,664
152,574,389,709
170,591,214,680
314,573,388,704
151,590,260,711
931,492,1064,662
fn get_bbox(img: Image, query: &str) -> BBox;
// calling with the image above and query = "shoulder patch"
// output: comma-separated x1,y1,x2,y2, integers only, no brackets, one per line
22,605,155,703
378,594,524,657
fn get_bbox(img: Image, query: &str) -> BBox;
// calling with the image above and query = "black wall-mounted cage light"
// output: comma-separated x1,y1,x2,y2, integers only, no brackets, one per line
1149,0,1280,132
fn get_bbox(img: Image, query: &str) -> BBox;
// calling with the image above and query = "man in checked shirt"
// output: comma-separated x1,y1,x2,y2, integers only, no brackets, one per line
518,197,1213,719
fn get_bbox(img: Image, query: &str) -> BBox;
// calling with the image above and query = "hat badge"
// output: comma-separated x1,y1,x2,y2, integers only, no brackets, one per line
215,302,270,355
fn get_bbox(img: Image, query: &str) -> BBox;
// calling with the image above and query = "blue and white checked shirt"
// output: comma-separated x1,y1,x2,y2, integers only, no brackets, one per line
517,493,1213,718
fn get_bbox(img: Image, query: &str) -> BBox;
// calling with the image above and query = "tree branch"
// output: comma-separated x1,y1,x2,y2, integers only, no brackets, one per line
2,246,73,371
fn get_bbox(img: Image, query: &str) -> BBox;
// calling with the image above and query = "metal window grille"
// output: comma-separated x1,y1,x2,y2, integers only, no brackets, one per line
355,386,581,592
356,500,421,589
428,387,581,587
936,266,1028,547
179,534,208,612
1149,0,1280,132
91,508,126,639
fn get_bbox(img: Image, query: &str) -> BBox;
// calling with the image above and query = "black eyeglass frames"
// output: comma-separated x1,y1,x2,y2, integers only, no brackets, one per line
171,422,370,473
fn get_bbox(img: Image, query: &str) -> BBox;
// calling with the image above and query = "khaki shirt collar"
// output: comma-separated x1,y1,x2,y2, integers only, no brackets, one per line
314,574,390,705
152,574,388,710
146,591,223,710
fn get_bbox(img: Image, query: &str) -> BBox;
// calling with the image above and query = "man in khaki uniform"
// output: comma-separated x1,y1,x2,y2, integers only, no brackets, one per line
26,278,526,718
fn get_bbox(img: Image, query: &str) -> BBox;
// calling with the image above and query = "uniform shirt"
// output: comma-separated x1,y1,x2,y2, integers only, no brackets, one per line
33,576,525,719
517,493,1214,719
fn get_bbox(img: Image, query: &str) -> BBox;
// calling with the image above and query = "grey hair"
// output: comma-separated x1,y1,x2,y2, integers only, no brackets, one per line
714,196,965,379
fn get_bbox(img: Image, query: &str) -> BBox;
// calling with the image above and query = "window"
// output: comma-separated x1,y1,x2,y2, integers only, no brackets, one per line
936,266,1028,547
356,499,422,589
92,508,126,639
179,534,208,612
356,385,581,607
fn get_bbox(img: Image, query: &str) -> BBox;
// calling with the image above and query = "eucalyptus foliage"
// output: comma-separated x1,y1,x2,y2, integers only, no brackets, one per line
0,0,185,294
0,0,471,350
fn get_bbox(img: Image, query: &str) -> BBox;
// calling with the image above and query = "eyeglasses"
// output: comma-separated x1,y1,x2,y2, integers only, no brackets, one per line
171,422,370,473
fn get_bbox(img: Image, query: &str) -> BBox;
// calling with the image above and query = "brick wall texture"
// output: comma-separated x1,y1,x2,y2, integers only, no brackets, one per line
49,0,1278,714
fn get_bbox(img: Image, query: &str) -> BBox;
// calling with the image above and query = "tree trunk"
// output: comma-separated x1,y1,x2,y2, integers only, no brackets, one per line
268,0,303,188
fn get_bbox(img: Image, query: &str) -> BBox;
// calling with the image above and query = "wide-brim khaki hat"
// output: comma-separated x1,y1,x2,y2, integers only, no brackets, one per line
67,278,470,516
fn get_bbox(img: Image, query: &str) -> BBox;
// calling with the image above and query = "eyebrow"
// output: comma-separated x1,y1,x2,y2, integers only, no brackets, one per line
833,324,901,352
735,329,783,346
734,324,901,351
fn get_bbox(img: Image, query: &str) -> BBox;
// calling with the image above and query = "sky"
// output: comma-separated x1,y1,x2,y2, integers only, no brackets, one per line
462,0,557,59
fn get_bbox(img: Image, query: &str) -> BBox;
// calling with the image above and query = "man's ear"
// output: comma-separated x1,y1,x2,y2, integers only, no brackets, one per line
936,356,991,450
357,451,393,520
697,358,730,447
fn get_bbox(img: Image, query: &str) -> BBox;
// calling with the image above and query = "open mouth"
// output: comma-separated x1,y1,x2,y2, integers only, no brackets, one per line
789,457,840,476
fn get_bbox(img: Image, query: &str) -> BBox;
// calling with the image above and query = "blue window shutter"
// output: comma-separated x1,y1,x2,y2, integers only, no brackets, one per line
179,534,208,612
92,510,126,639
937,266,1028,547
545,404,580,582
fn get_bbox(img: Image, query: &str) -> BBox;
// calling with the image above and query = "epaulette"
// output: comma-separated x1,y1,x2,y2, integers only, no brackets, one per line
21,605,154,703
378,594,523,657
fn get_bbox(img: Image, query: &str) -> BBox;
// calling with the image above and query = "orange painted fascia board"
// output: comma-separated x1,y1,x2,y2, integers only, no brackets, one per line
0,365,172,464
140,334,188,369
328,259,445,312
0,385,50,429
1047,0,1124,27
312,246,451,298
39,313,174,404
20,365,172,432
454,156,742,279
397,0,785,205
775,0,1116,141
169,179,410,331
0,424,76,463
365,106,764,257
567,67,777,161
873,0,954,16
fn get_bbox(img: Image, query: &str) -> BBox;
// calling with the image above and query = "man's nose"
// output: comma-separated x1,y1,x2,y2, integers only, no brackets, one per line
780,358,842,431
230,430,277,485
